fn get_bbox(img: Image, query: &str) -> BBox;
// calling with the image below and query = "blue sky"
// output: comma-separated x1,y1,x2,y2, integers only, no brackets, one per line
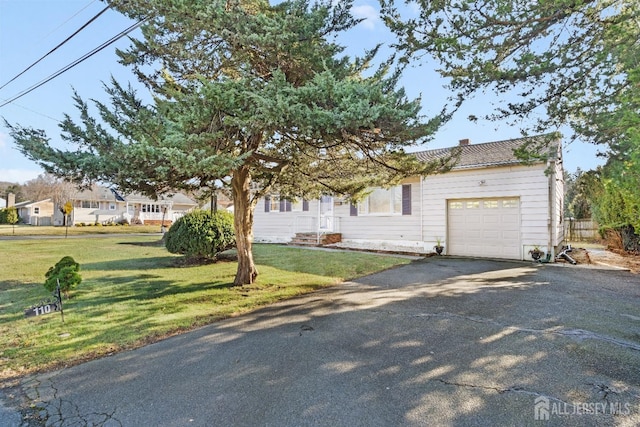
0,0,605,184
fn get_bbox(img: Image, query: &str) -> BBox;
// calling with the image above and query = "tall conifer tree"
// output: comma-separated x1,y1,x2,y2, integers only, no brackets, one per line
9,0,449,285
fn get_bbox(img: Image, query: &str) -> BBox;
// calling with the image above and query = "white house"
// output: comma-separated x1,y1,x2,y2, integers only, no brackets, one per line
252,135,565,261
50,186,198,226
14,199,55,226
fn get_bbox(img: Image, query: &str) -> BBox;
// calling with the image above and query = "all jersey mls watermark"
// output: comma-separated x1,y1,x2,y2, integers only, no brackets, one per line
534,396,634,420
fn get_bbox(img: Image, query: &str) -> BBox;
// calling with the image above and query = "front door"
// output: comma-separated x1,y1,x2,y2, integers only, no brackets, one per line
319,196,334,231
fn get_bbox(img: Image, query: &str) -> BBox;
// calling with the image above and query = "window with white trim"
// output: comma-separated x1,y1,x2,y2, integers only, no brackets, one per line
141,204,161,213
291,199,303,212
270,196,280,212
77,200,99,209
358,186,403,215
34,207,40,214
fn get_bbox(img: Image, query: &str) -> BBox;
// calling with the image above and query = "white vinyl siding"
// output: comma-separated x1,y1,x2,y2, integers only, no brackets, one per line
254,198,320,243
422,164,551,257
252,162,559,259
338,179,420,244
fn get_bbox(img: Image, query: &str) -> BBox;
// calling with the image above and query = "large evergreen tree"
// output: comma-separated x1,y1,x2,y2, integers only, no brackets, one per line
382,0,640,243
9,0,450,285
381,0,639,153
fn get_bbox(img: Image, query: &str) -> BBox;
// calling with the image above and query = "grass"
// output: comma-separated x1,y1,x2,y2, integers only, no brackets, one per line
0,236,412,383
0,224,162,236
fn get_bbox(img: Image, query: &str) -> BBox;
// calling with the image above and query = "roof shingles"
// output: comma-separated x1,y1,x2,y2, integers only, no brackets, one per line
414,135,556,170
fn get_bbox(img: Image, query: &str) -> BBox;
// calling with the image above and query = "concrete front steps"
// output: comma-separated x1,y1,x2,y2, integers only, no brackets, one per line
289,232,342,246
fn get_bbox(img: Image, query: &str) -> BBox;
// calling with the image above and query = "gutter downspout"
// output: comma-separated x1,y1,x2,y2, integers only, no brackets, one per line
317,197,321,245
547,148,556,260
420,177,424,245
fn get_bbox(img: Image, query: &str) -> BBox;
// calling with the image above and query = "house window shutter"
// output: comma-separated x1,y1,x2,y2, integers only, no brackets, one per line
402,184,411,215
350,203,358,216
264,196,270,212
285,200,292,212
279,199,286,212
302,199,309,211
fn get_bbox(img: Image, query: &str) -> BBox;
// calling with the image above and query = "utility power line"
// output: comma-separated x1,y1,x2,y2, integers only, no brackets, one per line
38,0,99,43
0,4,111,91
0,19,145,109
7,102,62,123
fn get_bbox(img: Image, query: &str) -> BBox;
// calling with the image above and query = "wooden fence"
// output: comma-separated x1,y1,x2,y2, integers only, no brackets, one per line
565,219,599,242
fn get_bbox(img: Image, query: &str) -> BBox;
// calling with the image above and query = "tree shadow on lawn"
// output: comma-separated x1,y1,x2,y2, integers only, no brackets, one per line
81,256,180,271
77,274,235,307
81,253,237,272
0,280,58,323
117,240,165,247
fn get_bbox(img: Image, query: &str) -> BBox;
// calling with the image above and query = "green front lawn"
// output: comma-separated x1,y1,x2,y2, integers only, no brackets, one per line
0,236,411,382
0,224,162,236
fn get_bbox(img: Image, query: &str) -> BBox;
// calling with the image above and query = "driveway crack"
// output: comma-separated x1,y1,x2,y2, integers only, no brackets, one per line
374,310,640,351
433,378,571,404
20,375,122,427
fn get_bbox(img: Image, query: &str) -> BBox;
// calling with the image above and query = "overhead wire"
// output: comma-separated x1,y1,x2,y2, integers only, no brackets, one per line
0,19,146,109
38,0,99,46
0,4,111,91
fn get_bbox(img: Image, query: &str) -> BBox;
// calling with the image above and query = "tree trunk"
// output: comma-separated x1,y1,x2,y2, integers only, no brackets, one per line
232,165,258,286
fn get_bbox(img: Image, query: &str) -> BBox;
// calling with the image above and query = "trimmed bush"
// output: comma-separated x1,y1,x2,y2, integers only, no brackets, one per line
165,210,235,260
44,256,82,297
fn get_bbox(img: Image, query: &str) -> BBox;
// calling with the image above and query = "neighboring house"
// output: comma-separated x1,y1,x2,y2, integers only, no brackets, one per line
253,135,565,261
51,186,198,226
122,192,199,226
15,199,55,226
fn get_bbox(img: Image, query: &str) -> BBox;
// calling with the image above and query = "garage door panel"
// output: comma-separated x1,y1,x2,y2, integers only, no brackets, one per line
482,230,500,239
502,230,520,239
483,216,500,225
501,216,519,225
447,197,521,259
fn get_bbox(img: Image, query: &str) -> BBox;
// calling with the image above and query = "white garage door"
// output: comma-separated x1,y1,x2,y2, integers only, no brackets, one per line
447,198,521,259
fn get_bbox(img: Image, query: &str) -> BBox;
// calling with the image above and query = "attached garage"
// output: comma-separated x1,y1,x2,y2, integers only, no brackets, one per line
253,135,565,261
447,197,521,259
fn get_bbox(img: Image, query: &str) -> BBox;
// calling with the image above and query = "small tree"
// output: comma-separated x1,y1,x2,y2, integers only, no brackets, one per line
6,207,19,235
44,256,82,298
165,210,235,261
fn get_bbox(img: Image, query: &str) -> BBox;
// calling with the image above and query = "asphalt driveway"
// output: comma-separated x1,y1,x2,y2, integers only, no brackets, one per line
7,258,640,426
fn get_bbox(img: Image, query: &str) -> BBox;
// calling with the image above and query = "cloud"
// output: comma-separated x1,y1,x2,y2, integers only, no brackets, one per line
352,4,380,30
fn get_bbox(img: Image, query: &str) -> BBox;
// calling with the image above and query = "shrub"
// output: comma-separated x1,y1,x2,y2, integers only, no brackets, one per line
44,256,82,297
165,210,235,260
0,207,19,226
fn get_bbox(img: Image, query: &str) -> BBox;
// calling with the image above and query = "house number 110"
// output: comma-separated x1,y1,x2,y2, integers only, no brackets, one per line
33,304,54,315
